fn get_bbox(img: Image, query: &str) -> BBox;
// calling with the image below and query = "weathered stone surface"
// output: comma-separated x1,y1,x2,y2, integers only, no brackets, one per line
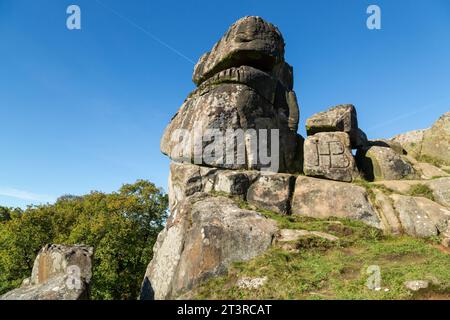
305,104,364,148
1,244,93,300
391,129,425,158
391,194,450,237
275,229,339,252
421,111,450,165
214,170,252,197
404,280,429,292
372,190,403,235
412,161,449,179
442,224,450,247
141,193,278,300
425,178,450,208
193,16,285,86
373,178,450,208
277,229,339,242
236,276,268,290
304,132,357,182
391,112,450,165
197,65,278,104
356,145,416,181
368,139,405,155
168,162,218,212
354,128,369,148
247,173,295,214
161,82,302,173
291,176,381,228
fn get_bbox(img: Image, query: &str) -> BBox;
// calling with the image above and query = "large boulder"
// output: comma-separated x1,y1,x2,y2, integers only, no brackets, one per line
1,244,93,300
305,104,366,148
356,145,416,181
291,176,381,228
303,132,358,182
140,193,278,300
391,194,450,237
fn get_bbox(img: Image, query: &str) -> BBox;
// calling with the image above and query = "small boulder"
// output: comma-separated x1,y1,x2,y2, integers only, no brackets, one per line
305,104,364,148
236,277,268,290
404,280,429,292
291,176,381,228
304,132,357,182
356,145,415,181
391,194,450,237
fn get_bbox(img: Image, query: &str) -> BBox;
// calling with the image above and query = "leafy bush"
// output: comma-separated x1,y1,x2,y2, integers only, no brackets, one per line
0,180,168,299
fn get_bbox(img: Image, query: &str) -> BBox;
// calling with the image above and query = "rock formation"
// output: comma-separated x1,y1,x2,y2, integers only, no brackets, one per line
392,111,450,165
142,16,450,299
1,244,93,300
160,16,303,173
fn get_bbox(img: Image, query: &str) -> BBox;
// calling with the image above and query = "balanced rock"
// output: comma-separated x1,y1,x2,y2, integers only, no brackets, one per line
305,104,367,148
140,193,277,300
356,145,415,181
1,244,93,300
160,16,303,173
291,176,381,228
303,132,357,182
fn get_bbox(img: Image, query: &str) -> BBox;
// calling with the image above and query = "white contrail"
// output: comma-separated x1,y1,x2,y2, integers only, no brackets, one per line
0,187,55,202
94,0,196,64
366,98,449,132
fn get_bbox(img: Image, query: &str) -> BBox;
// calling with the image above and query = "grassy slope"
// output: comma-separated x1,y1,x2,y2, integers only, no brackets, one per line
192,207,450,300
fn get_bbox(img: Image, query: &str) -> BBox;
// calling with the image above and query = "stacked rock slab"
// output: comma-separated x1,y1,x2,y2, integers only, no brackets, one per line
160,16,303,173
303,104,363,182
1,244,93,300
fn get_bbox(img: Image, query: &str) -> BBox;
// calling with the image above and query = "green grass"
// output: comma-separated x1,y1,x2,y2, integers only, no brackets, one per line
407,184,435,201
444,169,450,175
353,179,395,204
417,155,448,167
191,212,450,300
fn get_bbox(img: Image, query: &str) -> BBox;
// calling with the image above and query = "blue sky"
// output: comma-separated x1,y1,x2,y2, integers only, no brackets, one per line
0,0,449,208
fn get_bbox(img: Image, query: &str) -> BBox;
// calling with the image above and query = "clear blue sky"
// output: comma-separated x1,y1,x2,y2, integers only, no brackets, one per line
1,0,449,208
